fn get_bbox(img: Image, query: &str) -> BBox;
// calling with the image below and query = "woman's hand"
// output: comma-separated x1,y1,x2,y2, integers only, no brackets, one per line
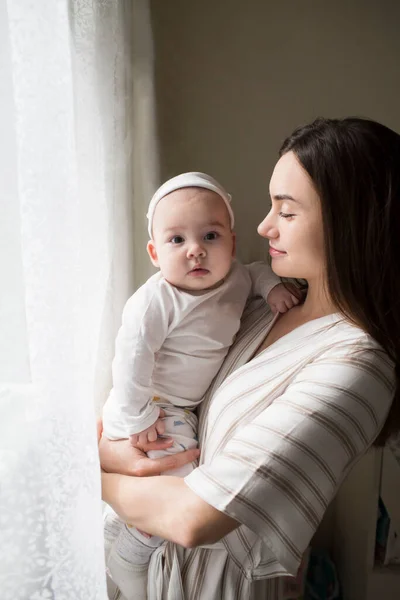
98,418,237,546
98,419,200,477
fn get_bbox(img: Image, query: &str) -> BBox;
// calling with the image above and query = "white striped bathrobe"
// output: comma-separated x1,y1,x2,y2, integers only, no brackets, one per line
140,298,395,600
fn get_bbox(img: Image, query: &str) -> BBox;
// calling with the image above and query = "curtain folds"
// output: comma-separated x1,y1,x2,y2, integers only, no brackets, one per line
0,1,158,598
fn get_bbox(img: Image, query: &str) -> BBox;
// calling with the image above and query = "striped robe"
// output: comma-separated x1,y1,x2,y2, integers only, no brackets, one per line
143,299,395,600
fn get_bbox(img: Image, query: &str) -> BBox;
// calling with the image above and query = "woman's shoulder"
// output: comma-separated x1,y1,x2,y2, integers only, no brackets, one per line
291,312,387,353
323,316,391,356
274,313,396,394
310,318,396,394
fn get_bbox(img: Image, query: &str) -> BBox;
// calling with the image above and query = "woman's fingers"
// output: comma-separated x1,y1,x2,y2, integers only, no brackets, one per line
100,436,171,475
133,447,200,477
98,408,199,478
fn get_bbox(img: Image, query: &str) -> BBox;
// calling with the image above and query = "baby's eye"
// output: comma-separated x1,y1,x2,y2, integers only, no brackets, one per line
204,231,218,241
170,235,184,244
278,212,295,219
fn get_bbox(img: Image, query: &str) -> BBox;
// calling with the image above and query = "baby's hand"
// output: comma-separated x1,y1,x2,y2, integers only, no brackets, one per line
266,282,303,314
129,415,165,448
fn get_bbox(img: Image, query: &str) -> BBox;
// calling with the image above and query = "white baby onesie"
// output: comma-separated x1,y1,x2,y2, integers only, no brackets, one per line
102,260,279,440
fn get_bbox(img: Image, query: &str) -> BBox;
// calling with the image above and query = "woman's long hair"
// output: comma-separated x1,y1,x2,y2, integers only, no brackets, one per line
280,117,400,445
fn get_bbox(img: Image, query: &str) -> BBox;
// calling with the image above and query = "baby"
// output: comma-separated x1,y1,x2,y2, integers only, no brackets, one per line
102,172,300,599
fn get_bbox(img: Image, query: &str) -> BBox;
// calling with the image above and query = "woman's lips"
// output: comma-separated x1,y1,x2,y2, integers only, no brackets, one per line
269,246,287,257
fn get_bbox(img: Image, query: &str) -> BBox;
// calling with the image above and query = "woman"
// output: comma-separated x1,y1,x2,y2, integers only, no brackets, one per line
100,117,400,599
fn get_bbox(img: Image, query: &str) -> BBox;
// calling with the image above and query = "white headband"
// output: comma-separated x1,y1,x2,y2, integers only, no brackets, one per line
147,171,234,238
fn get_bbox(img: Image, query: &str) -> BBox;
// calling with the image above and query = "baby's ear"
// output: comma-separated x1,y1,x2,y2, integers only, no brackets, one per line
147,240,160,267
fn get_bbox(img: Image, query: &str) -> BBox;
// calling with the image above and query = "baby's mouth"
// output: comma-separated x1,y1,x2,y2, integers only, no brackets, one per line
188,266,209,275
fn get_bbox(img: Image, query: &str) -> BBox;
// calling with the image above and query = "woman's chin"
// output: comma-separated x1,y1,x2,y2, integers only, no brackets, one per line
270,264,290,278
270,259,302,280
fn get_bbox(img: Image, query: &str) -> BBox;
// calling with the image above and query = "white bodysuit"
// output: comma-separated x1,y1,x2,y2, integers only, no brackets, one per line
102,260,279,443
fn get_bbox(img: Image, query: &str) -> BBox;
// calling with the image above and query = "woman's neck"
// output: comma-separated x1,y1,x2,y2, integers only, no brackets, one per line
298,279,338,321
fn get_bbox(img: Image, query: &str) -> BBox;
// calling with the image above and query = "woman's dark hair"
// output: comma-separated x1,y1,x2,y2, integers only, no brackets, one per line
280,117,400,445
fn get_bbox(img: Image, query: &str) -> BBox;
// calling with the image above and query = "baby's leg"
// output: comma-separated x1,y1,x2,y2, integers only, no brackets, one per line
107,405,198,599
103,505,126,598
103,504,124,558
108,525,162,600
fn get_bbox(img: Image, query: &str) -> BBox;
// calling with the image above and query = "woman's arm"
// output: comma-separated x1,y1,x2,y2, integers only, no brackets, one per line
101,470,239,548
99,432,239,547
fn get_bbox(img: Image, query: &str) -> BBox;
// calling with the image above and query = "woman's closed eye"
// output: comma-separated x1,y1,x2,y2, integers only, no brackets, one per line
203,231,219,241
278,212,296,219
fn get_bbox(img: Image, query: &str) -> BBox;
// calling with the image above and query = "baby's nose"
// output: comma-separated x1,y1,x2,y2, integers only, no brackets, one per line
187,243,206,258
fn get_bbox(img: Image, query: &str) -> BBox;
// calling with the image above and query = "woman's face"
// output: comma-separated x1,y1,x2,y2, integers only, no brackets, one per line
258,151,325,283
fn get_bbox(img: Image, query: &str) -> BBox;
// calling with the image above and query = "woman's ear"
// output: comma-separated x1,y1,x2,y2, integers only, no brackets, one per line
147,240,160,267
231,232,236,258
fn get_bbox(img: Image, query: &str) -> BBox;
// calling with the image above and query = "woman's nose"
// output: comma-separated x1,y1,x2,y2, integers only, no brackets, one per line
257,213,278,239
187,243,206,259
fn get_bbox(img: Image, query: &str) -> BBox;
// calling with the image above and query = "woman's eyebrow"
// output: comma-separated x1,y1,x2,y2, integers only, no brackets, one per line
272,193,301,204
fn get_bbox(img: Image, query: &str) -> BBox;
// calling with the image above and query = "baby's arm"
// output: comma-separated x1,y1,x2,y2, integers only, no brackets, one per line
102,285,171,442
266,282,303,313
245,262,302,313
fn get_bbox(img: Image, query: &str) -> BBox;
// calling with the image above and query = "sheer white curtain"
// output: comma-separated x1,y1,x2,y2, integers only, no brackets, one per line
0,1,158,598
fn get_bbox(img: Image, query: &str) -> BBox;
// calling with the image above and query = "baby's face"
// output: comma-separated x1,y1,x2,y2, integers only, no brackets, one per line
147,187,235,291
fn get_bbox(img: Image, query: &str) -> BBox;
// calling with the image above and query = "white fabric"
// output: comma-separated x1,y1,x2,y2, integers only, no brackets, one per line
144,299,395,599
0,1,158,599
102,261,280,438
146,171,235,237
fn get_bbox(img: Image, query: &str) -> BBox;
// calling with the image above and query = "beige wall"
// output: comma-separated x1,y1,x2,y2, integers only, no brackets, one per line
150,0,400,263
